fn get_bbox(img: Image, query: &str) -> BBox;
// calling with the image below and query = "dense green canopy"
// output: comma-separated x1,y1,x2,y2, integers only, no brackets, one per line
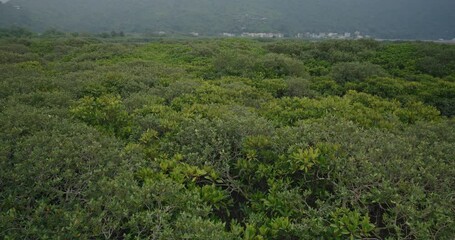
1,34,455,239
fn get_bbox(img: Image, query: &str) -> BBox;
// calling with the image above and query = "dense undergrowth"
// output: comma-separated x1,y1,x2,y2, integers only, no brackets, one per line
1,35,454,239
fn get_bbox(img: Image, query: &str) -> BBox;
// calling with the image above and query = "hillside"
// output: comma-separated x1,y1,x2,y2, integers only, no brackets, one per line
1,0,455,39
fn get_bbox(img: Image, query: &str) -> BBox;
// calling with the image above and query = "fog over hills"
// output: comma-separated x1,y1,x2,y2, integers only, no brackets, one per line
1,0,454,39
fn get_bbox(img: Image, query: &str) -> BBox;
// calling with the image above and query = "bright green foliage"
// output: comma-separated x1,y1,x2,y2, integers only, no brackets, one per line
290,147,321,173
70,94,132,138
261,91,440,128
329,208,375,239
1,36,454,239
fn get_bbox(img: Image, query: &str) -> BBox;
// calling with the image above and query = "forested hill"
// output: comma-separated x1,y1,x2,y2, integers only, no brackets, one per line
1,0,455,39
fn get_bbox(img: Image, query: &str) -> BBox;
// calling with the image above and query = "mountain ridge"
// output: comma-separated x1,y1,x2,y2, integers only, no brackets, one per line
1,0,454,39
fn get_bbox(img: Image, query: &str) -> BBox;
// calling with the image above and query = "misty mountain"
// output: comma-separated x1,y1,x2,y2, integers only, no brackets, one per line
1,0,454,39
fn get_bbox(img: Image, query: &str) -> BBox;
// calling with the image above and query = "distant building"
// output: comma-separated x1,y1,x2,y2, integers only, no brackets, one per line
190,32,199,37
295,31,357,40
241,32,284,38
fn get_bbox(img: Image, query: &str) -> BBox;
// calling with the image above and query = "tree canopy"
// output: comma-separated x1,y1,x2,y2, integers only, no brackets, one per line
1,34,454,239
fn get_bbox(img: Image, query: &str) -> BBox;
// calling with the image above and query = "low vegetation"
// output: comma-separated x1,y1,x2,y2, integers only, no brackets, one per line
1,32,454,239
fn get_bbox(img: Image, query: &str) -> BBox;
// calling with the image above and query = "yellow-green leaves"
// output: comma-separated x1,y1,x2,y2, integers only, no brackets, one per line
70,94,132,138
330,208,375,239
290,147,320,173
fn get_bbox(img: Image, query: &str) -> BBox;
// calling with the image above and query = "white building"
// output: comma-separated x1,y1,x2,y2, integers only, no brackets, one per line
241,32,284,38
